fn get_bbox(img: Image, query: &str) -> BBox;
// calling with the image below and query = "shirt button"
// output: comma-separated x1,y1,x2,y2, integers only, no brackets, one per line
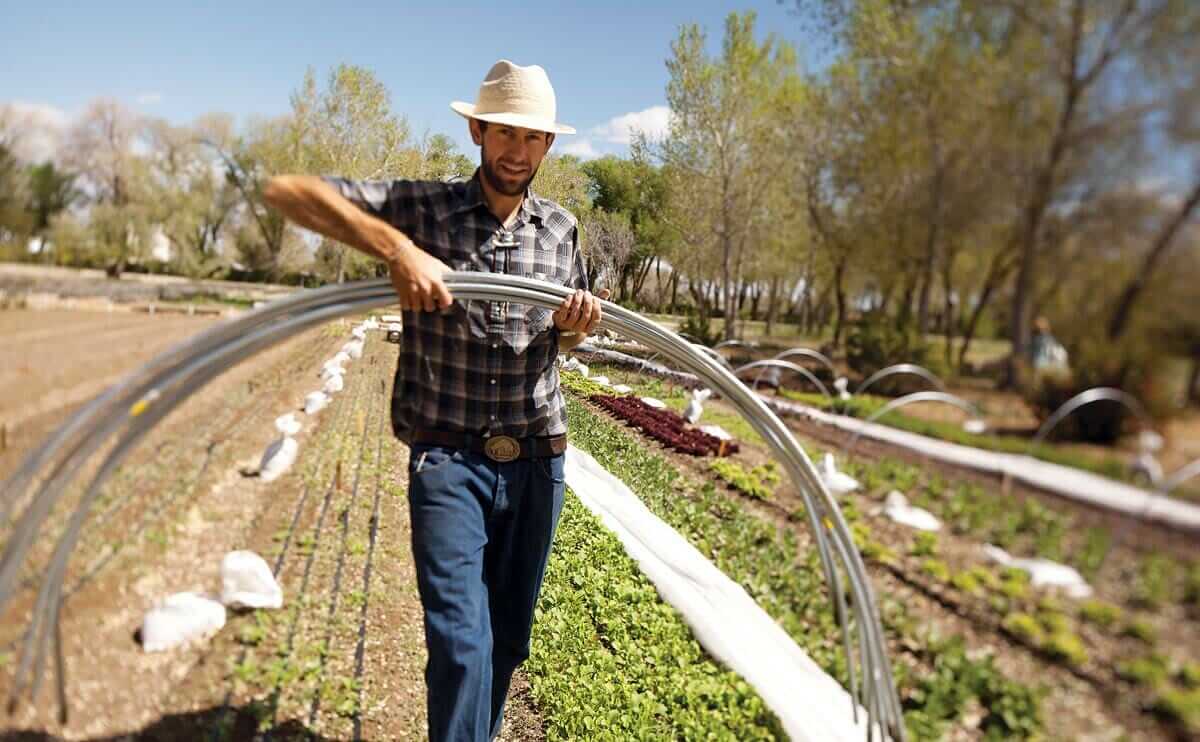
490,379,497,385
491,343,498,349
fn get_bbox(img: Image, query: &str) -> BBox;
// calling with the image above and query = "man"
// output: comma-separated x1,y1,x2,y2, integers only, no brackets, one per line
264,59,607,742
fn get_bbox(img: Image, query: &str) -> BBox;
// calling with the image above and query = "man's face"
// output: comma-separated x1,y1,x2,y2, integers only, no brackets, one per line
471,120,554,197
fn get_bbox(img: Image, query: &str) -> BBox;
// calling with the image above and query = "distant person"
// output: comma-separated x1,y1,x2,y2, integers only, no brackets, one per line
264,59,608,742
1029,317,1070,372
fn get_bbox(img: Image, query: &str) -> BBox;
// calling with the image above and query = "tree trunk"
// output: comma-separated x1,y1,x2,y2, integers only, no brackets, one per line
654,257,665,312
1107,177,1200,341
764,276,782,337
957,250,1012,371
832,259,848,348
749,283,763,322
941,248,957,371
897,273,916,330
1008,4,1089,382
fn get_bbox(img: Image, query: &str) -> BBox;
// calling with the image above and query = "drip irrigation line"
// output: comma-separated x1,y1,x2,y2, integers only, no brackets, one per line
351,376,391,742
307,357,386,720
208,343,365,742
264,346,377,735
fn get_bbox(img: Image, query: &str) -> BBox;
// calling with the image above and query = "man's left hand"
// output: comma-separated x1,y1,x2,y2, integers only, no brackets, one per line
553,289,611,335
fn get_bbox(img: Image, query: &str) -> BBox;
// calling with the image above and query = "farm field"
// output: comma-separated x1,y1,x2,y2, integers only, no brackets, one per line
1,308,1197,740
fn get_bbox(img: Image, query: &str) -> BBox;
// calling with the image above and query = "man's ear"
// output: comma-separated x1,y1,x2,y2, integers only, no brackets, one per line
469,119,483,146
545,132,555,150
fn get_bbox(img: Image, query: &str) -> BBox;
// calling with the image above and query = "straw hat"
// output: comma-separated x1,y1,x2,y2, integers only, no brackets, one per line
451,60,575,135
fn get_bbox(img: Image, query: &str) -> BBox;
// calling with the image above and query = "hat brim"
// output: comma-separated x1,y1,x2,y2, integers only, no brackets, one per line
451,101,575,135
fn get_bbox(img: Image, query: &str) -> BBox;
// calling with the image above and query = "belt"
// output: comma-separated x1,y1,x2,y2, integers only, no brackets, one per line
411,429,567,463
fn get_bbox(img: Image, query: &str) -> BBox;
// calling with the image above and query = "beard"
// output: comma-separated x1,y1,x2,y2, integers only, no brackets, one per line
480,145,539,197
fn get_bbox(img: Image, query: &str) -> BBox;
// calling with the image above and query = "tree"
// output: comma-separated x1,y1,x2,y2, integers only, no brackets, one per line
25,162,78,238
417,133,474,182
656,11,805,340
0,142,31,246
582,155,670,303
61,99,152,275
582,209,636,293
146,115,238,277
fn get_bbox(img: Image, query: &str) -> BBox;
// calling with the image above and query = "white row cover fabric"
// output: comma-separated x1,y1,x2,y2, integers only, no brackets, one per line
323,373,345,395
141,592,226,652
259,436,298,482
763,396,1200,533
221,551,283,609
639,397,667,410
685,388,712,424
877,491,941,532
564,445,875,742
981,544,1093,598
820,453,861,495
274,413,302,437
562,357,590,377
321,361,344,381
304,391,330,414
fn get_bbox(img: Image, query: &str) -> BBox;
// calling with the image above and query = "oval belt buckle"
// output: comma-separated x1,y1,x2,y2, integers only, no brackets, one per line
484,435,520,463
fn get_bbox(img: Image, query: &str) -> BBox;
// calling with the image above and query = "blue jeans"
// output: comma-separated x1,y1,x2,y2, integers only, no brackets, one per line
407,444,566,742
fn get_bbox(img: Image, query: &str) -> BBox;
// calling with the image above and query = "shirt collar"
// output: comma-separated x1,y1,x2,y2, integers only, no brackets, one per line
454,169,547,226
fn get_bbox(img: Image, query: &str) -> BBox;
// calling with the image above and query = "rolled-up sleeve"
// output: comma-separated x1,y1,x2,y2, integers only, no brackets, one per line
322,177,416,230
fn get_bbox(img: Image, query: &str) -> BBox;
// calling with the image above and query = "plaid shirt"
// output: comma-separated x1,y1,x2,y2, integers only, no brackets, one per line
324,171,588,439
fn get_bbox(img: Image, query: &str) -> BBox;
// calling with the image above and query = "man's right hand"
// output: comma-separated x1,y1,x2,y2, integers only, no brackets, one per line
387,241,454,312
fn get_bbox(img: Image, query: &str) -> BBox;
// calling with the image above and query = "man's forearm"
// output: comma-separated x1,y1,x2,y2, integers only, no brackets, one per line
263,175,408,264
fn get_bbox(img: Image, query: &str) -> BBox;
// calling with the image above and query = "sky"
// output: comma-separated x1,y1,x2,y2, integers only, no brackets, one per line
0,0,824,163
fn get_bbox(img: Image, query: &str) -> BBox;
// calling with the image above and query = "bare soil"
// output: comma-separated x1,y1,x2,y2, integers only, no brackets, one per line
0,310,547,741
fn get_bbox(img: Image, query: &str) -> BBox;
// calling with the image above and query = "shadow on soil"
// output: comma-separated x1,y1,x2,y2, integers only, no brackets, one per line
0,704,346,741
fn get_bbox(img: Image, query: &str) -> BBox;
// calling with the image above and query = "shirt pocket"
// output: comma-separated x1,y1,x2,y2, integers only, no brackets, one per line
522,269,564,334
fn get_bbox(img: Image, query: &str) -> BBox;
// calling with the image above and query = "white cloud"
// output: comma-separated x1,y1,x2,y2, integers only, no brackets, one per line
591,105,672,146
136,92,163,105
0,101,70,163
559,138,601,159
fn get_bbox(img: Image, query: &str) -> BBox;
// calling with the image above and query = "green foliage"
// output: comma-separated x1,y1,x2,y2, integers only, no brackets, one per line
845,317,932,391
1117,654,1170,688
679,311,721,347
1041,631,1088,667
1186,562,1200,607
709,459,779,501
1152,686,1200,733
527,492,784,739
920,559,950,582
565,396,1042,738
909,532,939,558
950,569,986,596
1002,613,1044,645
902,637,1043,741
1133,555,1176,610
1123,618,1158,645
1180,663,1200,690
1037,610,1070,635
1076,528,1112,580
559,370,618,398
1078,600,1123,630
